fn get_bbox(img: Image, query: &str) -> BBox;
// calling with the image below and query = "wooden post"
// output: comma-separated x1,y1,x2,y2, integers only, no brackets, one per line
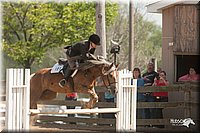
95,0,106,58
128,0,134,71
183,83,191,118
150,58,157,71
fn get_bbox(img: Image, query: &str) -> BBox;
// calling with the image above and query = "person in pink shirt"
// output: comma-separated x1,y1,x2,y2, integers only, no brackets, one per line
178,68,200,82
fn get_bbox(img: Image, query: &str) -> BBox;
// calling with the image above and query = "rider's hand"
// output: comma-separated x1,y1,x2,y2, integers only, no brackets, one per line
86,53,90,58
86,53,96,60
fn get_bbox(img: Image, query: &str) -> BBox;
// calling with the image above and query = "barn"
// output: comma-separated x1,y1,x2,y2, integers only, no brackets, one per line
146,0,199,125
147,0,199,83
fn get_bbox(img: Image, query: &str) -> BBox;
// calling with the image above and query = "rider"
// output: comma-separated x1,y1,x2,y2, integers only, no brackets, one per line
59,34,101,89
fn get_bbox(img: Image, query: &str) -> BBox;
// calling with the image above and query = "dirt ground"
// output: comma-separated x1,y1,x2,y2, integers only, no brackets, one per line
29,125,99,132
1,125,107,133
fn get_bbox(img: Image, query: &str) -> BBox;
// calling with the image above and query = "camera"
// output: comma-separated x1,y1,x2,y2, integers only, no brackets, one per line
110,45,120,54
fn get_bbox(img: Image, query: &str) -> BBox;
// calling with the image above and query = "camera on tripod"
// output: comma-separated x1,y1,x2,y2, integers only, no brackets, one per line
110,40,120,54
110,45,120,54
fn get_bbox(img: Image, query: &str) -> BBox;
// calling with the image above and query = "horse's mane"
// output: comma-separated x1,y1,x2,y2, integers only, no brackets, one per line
77,56,112,70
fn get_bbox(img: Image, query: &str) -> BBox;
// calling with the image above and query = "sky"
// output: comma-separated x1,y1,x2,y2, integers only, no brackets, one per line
133,0,162,27
142,0,162,27
0,0,162,80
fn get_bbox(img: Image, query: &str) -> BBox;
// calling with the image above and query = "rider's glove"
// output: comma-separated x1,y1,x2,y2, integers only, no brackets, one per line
86,53,90,58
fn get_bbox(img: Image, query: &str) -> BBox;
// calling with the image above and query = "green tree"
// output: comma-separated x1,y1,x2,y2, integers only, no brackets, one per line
2,2,118,68
3,3,64,68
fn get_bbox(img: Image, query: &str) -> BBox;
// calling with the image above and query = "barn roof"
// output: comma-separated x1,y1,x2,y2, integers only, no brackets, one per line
146,0,199,13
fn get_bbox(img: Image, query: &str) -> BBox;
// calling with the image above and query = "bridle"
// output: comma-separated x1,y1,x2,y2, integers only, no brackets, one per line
95,61,118,90
100,69,118,90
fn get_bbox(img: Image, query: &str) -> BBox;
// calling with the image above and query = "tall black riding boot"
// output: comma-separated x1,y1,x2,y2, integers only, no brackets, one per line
59,66,74,91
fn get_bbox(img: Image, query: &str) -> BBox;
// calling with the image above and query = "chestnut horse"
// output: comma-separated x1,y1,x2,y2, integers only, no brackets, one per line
30,59,117,110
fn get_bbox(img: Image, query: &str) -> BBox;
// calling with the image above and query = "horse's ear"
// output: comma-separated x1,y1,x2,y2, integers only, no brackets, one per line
110,63,114,68
115,63,119,69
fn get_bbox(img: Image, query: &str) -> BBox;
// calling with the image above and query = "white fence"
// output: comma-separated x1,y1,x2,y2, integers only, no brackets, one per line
117,69,137,131
6,69,30,130
5,68,136,132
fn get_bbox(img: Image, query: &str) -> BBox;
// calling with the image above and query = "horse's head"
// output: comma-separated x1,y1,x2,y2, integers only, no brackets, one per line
94,62,118,94
102,63,118,94
85,57,118,94
182,118,195,128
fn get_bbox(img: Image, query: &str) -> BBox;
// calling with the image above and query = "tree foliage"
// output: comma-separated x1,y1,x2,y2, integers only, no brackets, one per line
2,1,118,68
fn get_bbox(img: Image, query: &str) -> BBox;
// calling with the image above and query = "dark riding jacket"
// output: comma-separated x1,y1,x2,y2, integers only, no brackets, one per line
66,41,95,59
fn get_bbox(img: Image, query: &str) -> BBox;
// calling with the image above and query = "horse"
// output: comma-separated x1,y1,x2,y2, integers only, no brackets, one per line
182,118,195,128
30,59,117,111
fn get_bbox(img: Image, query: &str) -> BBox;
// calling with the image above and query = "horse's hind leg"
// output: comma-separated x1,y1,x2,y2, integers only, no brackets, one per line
30,86,44,126
85,87,98,109
30,88,43,109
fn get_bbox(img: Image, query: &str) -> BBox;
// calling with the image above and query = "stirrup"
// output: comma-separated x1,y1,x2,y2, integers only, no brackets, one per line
59,79,66,88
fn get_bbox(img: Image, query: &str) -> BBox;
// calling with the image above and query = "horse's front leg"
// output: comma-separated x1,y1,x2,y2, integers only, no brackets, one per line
85,87,98,109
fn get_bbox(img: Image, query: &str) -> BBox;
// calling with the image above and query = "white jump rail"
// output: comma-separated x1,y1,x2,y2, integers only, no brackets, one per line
5,69,30,131
30,108,120,115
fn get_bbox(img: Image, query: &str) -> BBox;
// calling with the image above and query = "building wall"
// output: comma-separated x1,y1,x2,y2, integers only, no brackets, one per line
174,5,199,54
162,5,199,120
162,4,199,83
162,7,175,83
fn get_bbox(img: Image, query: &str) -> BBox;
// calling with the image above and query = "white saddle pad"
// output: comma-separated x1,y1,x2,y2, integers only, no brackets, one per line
50,63,64,73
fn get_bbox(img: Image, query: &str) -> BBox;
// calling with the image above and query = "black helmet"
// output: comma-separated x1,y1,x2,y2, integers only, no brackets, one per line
88,34,100,45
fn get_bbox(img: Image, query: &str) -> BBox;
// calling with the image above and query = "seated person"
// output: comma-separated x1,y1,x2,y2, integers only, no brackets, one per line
178,67,200,82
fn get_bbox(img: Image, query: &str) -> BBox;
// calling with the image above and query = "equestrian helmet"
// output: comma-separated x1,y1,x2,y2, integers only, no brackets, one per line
88,34,101,45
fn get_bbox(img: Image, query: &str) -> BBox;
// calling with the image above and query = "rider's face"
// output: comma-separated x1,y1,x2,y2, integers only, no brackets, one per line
90,42,97,49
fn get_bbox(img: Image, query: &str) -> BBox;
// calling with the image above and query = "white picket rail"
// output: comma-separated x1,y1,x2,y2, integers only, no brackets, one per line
6,69,30,131
116,69,137,131
5,68,136,131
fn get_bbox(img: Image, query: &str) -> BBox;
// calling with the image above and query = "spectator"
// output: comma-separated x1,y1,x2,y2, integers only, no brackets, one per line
65,92,77,124
152,71,169,98
142,62,158,121
157,67,162,74
152,71,169,128
132,67,145,119
104,89,115,102
178,67,200,82
142,62,159,86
